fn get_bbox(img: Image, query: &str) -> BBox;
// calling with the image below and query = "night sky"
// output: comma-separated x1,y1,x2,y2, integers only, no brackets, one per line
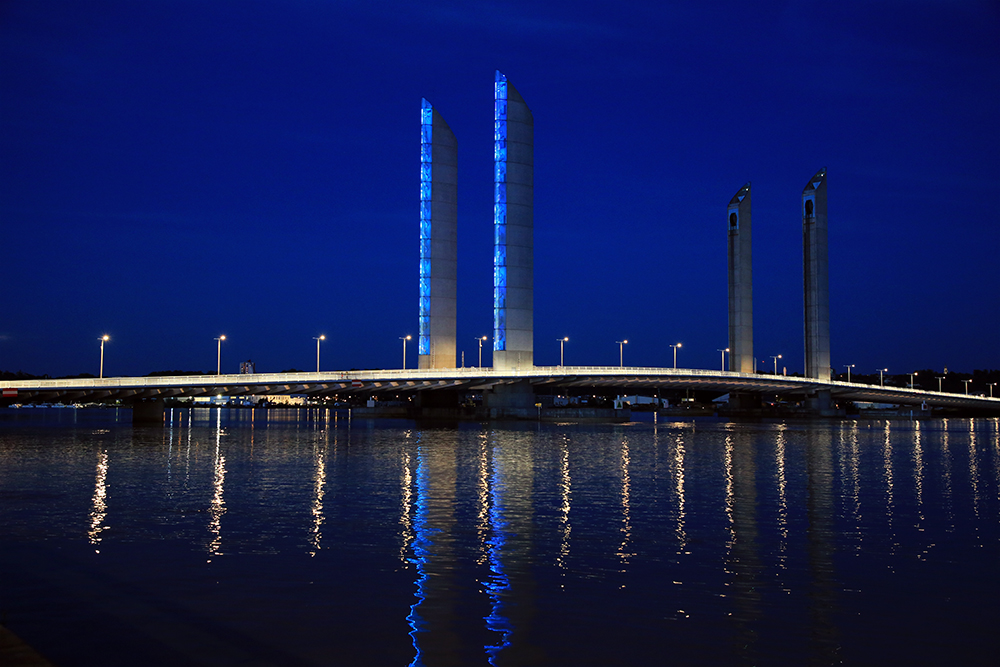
2,0,998,378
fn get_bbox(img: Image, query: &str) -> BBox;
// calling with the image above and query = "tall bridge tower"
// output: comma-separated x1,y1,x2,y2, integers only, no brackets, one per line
727,182,753,374
802,168,830,381
491,71,534,371
417,99,458,369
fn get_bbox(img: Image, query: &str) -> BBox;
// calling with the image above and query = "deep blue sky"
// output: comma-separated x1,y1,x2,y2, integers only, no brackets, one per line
2,0,998,377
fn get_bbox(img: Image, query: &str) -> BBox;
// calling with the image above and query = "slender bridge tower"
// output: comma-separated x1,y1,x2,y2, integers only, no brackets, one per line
802,168,831,399
492,71,534,371
418,99,458,369
727,182,753,374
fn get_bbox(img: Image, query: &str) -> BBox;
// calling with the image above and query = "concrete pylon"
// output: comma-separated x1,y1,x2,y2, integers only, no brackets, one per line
492,71,534,370
418,99,458,369
802,167,830,382
727,182,753,374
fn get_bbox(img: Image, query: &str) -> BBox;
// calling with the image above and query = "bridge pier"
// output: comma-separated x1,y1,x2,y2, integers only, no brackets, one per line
131,399,165,425
484,380,537,419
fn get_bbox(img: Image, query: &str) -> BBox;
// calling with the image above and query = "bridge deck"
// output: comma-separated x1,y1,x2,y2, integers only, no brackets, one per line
3,366,998,412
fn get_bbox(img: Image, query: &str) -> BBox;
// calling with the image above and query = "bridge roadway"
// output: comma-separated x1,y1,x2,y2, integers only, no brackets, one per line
3,366,999,412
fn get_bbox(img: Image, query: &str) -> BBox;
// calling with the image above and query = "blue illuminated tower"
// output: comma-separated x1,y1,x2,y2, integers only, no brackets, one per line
802,167,830,381
418,99,458,369
492,71,534,370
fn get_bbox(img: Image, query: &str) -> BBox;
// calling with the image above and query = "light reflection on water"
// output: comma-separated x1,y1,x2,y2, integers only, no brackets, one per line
1,409,999,666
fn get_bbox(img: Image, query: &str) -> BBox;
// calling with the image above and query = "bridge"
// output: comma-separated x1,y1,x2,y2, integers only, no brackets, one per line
3,367,998,417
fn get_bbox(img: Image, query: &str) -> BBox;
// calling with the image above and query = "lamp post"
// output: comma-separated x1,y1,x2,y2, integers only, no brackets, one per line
616,340,628,368
314,335,325,372
558,337,568,366
670,342,682,369
400,335,412,369
717,348,729,372
771,354,782,375
477,336,487,367
877,368,887,387
909,371,918,389
844,364,855,382
214,335,226,375
98,335,110,379
990,383,996,398
962,379,971,395
936,376,944,392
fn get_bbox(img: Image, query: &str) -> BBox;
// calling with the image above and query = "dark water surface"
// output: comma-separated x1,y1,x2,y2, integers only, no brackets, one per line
1,408,998,666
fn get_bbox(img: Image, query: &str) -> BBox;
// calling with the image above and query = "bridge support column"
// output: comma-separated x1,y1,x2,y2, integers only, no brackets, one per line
806,390,838,416
484,380,536,419
131,399,165,425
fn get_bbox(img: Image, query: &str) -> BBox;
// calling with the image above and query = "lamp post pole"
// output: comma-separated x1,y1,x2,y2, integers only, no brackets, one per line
990,383,996,398
314,335,325,372
878,368,887,387
771,354,782,375
717,348,729,372
558,337,568,366
844,364,855,382
936,376,944,392
477,336,487,367
909,372,918,389
616,340,628,368
215,336,226,375
99,335,110,379
670,343,682,369
400,335,412,369
963,379,971,395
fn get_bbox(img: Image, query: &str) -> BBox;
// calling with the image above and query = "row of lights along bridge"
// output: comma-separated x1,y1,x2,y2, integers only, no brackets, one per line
90,335,997,397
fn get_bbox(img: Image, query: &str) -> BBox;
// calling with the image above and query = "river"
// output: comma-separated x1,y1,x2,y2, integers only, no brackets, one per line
1,408,998,665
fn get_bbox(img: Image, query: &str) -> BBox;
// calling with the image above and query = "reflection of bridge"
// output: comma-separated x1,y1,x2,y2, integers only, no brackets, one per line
4,367,998,413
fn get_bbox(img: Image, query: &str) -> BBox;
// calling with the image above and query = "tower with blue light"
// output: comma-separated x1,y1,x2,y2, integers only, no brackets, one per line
418,99,458,369
492,71,534,370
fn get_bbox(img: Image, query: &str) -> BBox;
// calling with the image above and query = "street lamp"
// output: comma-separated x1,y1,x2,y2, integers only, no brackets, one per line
771,354,783,375
909,371,918,389
962,379,971,395
717,348,729,372
936,376,944,392
616,340,628,368
877,368,887,387
400,335,412,369
557,337,569,366
98,335,110,379
844,364,855,382
477,336,488,367
670,342,682,369
314,335,325,372
214,335,226,375
990,383,996,398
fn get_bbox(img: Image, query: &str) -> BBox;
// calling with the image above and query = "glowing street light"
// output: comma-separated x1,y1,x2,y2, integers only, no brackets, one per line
962,379,971,395
670,342,682,369
877,368,887,387
557,337,569,366
936,376,945,392
400,335,412,369
314,335,325,372
616,340,628,368
98,335,110,379
908,371,918,389
844,364,855,382
990,383,996,398
476,336,488,367
771,354,783,375
717,348,729,372
214,335,226,375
